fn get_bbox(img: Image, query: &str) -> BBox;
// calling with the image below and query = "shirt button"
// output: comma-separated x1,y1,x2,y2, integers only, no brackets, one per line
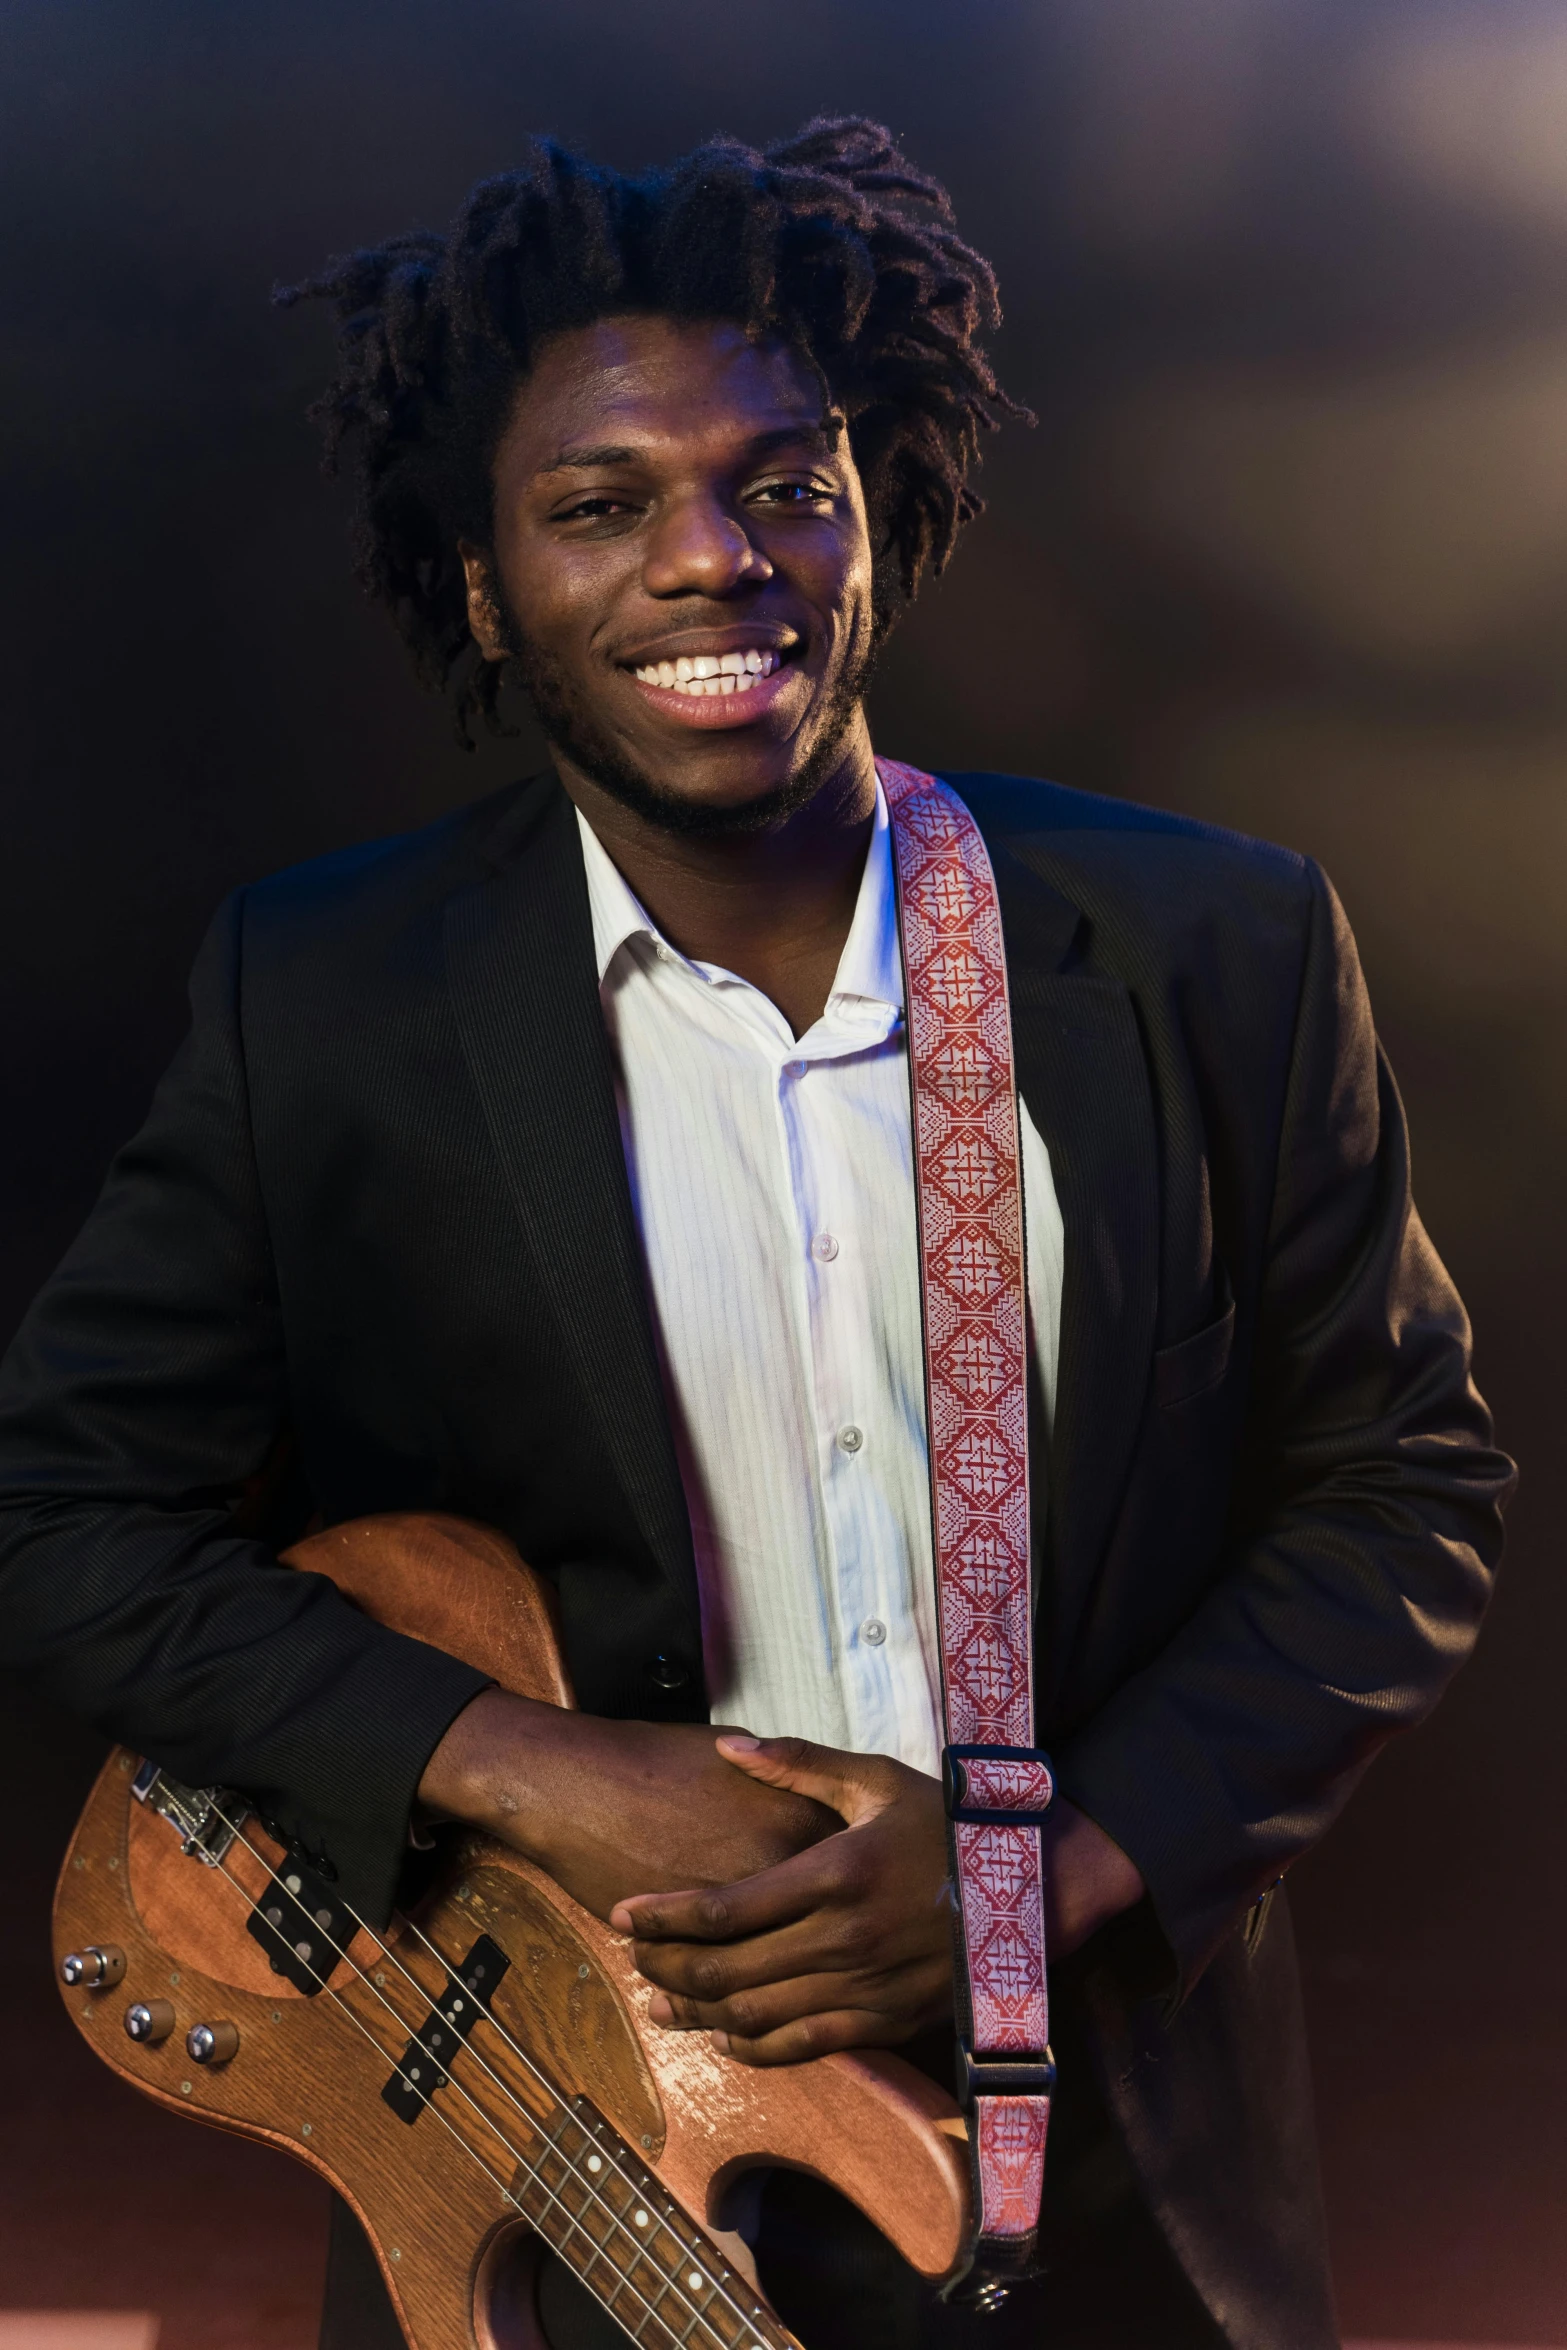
811,1233,840,1262
786,1059,807,1078
649,1653,689,1691
655,942,674,964
837,1424,864,1455
861,1617,887,1647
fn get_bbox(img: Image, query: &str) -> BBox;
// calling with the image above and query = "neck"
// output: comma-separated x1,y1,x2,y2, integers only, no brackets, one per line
554,712,880,1038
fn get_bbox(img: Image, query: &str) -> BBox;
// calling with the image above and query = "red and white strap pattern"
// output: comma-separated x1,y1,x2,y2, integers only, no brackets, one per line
879,757,1051,2262
951,1752,1055,1818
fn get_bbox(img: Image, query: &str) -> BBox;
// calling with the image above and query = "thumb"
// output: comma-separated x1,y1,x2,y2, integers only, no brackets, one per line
714,1731,888,1826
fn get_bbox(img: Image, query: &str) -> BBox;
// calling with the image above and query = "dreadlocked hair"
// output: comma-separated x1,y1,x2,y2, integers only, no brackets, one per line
277,116,1031,743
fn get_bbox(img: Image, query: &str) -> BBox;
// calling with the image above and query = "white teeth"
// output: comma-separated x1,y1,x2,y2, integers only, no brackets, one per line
631,648,785,694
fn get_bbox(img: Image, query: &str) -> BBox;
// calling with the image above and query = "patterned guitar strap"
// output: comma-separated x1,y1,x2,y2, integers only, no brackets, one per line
879,757,1055,2296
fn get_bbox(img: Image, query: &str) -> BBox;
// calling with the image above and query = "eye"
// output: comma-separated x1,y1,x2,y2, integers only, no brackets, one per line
553,494,639,523
748,478,835,508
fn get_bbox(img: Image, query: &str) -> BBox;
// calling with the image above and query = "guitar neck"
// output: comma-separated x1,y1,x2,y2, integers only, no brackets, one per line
511,2091,787,2350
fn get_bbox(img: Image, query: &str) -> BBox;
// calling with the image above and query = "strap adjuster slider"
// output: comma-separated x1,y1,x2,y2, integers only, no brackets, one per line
942,1743,1055,1827
958,2039,1057,2103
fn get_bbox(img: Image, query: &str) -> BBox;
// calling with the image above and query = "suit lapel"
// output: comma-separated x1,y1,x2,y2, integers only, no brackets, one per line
443,780,697,1615
442,775,1157,1683
986,840,1161,1686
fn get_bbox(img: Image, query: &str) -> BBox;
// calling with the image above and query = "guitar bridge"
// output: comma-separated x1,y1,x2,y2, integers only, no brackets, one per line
131,1759,248,1865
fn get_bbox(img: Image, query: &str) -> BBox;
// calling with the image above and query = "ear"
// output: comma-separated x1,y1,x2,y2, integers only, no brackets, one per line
458,541,508,662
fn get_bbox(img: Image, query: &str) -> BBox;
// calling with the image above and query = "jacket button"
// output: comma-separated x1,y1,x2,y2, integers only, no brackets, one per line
650,1654,689,1692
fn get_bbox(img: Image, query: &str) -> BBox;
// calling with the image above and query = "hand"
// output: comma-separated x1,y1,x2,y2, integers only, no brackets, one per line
611,1734,1148,2067
1041,1793,1147,1961
611,1733,955,2065
416,1690,838,1923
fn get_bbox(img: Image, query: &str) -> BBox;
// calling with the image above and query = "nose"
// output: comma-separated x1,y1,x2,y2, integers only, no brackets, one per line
642,492,773,599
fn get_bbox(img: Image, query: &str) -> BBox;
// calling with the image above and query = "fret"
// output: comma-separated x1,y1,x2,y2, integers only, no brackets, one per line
520,2159,692,2349
353,1950,792,2350
500,2099,787,2350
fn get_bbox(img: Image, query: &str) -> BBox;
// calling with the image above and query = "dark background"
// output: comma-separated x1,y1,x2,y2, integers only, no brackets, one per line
3,4,1564,2342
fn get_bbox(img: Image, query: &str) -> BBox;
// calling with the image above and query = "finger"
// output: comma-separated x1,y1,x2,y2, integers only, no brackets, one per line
608,1887,704,1937
714,1733,896,1827
628,1898,875,1997
644,1969,870,2038
611,1834,857,1944
644,1945,954,2040
712,2007,908,2068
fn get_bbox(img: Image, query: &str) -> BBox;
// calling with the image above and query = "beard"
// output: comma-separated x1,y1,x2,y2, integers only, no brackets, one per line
497,609,878,841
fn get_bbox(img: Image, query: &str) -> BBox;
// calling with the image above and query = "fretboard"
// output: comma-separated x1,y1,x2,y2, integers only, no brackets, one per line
514,2094,791,2350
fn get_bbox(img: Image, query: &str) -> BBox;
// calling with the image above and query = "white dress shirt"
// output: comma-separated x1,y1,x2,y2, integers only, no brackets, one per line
578,781,1065,1776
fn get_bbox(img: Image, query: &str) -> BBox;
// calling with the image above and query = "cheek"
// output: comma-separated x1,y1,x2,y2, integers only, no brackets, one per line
495,539,597,651
800,523,876,649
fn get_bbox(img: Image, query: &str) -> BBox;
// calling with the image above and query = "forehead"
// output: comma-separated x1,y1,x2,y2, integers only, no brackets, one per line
499,314,830,473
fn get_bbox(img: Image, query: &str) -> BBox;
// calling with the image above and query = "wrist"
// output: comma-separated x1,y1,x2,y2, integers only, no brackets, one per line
416,1686,558,1863
1041,1796,1145,1956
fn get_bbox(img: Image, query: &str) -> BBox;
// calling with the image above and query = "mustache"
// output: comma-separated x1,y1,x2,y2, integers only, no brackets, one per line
493,612,877,840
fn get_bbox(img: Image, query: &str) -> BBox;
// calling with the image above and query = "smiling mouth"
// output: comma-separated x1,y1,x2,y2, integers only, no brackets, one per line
630,648,783,698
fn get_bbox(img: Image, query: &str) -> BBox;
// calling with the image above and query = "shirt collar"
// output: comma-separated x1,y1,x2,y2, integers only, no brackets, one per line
577,806,658,984
824,777,902,1017
575,777,903,1015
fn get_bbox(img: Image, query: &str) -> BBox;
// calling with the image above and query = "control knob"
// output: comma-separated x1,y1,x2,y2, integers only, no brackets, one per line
60,1944,126,1989
124,1998,175,2044
187,2020,239,2066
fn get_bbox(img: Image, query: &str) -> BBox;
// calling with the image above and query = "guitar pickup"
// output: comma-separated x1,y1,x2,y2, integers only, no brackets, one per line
245,1854,357,1995
382,1935,510,2124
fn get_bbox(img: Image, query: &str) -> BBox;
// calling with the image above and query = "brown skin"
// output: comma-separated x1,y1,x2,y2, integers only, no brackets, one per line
418,314,1145,2065
460,313,880,1037
413,1689,839,1921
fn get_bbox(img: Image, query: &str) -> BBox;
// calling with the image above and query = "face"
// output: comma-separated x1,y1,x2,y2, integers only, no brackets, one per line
462,315,879,835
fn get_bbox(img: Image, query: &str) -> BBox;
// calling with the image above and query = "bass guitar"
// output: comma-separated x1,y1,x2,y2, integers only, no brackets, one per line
51,1512,970,2349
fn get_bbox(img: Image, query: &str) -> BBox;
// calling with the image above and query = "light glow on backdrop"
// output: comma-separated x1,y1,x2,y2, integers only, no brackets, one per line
1,4,1563,2342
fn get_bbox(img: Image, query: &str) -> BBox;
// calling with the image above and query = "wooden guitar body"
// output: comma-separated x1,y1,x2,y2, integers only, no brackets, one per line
52,1516,969,2349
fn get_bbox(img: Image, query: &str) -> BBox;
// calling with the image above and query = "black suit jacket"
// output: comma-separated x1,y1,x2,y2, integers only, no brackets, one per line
0,770,1513,2347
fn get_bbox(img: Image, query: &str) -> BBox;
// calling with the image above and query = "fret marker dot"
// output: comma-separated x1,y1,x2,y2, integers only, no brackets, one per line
587,2155,602,2172
634,2209,649,2228
688,2272,703,2291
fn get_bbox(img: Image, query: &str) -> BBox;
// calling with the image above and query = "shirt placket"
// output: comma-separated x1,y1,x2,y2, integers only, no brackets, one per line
778,1027,904,1756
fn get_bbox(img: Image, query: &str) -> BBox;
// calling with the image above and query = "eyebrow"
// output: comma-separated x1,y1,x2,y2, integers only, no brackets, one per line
536,416,844,476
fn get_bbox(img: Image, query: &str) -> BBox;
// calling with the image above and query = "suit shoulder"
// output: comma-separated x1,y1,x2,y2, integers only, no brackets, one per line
943,770,1304,876
943,770,1313,913
237,772,555,943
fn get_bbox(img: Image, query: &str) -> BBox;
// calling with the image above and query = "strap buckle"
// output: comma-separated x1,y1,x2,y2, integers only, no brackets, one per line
957,2039,1057,2103
942,1743,1055,1827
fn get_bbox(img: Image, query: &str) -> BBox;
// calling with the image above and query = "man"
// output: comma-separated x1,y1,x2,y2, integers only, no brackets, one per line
0,117,1513,2350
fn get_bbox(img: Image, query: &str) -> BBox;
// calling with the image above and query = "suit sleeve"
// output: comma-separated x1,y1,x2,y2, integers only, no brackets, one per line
1053,859,1516,1994
0,894,489,1922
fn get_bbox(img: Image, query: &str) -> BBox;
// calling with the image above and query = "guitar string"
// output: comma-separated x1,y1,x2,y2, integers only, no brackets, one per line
189,1828,741,2350
192,1841,705,2350
318,1860,778,2350
195,1832,731,2350
203,1797,777,2350
199,1802,768,2350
